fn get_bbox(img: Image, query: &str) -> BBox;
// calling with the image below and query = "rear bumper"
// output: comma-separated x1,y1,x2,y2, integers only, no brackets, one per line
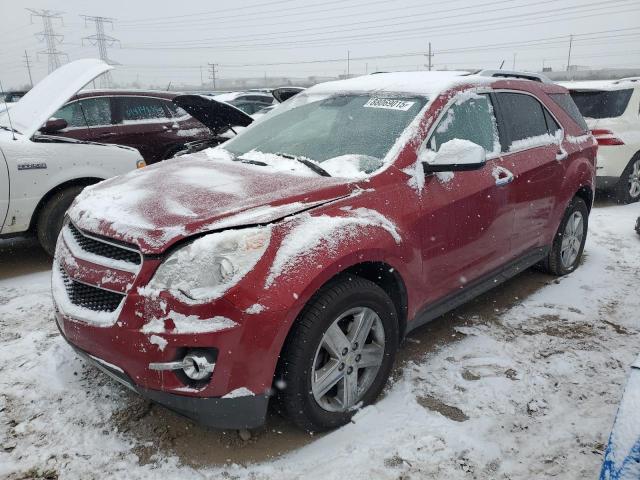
58,324,269,429
596,175,619,190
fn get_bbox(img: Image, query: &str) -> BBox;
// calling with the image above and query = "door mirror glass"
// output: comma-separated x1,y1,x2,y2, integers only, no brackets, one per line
39,118,68,134
421,139,486,172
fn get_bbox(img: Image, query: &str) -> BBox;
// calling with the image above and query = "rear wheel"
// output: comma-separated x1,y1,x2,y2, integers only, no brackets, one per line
614,157,640,204
36,185,85,256
276,276,399,432
540,197,589,276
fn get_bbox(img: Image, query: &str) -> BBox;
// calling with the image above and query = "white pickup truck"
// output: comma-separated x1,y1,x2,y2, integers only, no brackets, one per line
0,59,144,255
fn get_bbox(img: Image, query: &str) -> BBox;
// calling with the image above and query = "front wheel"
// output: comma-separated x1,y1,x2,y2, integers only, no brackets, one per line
541,197,589,276
276,276,399,432
36,185,86,256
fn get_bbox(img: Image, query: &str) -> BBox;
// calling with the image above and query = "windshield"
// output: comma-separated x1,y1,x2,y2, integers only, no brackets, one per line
569,89,633,119
222,93,427,177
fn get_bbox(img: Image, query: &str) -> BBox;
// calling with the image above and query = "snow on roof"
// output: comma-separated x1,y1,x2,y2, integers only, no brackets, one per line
305,71,488,97
559,80,638,91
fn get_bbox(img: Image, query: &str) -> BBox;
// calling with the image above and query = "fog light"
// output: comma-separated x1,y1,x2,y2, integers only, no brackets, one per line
149,351,215,381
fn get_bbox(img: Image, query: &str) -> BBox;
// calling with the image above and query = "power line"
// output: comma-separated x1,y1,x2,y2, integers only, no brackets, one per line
81,15,120,88
26,8,68,73
208,63,218,88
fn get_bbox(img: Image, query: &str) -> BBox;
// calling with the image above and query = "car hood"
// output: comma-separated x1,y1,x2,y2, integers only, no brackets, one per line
68,151,356,254
0,59,112,139
173,94,254,135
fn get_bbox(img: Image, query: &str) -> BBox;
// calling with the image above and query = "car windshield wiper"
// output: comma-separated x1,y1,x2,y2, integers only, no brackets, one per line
231,152,268,166
276,152,331,177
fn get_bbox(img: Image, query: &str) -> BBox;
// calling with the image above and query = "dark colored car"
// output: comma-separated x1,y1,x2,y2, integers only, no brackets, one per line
2,90,28,103
47,90,215,164
54,71,596,432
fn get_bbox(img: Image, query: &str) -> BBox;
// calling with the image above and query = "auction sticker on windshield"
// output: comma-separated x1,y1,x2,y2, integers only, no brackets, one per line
363,97,416,111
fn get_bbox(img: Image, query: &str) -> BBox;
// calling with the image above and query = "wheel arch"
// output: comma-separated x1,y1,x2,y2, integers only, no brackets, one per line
28,177,103,232
574,184,594,212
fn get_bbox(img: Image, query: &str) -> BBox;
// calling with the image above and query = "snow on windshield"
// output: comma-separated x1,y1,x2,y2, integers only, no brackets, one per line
220,92,428,179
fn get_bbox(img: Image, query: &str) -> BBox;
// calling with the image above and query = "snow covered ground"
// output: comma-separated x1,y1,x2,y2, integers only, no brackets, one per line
0,202,638,479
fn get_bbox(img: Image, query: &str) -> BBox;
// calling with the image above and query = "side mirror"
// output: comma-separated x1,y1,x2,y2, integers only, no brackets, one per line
421,139,486,173
40,118,68,134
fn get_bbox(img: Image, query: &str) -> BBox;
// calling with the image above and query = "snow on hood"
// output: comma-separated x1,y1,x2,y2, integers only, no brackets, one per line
0,59,112,139
68,151,355,254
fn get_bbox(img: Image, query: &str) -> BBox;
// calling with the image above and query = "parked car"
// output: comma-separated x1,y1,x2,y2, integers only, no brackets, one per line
212,91,276,115
53,70,596,432
0,90,28,113
47,89,213,164
0,59,144,256
562,79,640,203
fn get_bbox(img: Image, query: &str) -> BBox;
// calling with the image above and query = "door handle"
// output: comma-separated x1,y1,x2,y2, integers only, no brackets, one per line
555,148,568,161
492,166,514,186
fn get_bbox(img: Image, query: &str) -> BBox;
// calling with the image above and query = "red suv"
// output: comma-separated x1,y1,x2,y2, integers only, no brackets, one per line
52,71,596,432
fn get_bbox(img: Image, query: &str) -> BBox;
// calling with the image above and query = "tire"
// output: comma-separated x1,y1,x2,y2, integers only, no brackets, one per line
614,156,640,204
276,275,399,432
540,197,589,276
36,185,86,256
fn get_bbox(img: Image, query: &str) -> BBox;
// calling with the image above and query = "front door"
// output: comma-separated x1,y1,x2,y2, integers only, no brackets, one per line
419,92,515,304
0,148,9,232
53,96,119,143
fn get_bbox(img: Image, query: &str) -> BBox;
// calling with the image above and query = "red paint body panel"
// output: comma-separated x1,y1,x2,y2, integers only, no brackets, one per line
53,78,596,410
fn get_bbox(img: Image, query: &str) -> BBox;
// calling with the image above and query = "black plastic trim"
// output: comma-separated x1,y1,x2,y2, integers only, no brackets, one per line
407,246,549,334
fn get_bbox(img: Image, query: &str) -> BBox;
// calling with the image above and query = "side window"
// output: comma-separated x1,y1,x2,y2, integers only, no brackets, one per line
122,97,169,122
428,94,499,154
496,93,549,149
166,102,189,118
543,108,561,135
55,97,112,127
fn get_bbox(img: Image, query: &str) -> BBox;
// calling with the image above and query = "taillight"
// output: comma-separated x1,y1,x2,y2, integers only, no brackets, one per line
591,129,624,146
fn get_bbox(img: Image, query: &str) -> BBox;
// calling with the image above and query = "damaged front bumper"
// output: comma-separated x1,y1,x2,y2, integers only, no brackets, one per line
56,319,269,429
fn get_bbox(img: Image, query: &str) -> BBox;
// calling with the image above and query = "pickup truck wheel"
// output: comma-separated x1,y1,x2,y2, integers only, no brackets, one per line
614,157,640,204
542,197,589,276
276,276,398,432
36,185,85,256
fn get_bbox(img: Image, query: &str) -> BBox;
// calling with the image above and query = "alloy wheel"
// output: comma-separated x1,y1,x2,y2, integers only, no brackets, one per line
311,307,385,412
628,159,640,199
560,211,584,269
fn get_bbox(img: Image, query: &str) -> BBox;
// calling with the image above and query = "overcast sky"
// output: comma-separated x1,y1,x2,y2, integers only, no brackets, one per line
1,0,640,89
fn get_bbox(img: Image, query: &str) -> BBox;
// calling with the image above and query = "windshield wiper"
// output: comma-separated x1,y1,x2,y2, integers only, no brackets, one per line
231,152,268,166
276,152,331,177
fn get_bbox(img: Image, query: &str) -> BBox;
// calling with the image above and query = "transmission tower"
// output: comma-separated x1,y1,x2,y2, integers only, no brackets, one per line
27,9,68,73
81,15,120,88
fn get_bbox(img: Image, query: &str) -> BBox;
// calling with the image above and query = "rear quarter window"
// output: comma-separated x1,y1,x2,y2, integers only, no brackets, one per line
495,92,549,149
569,89,633,119
549,93,588,132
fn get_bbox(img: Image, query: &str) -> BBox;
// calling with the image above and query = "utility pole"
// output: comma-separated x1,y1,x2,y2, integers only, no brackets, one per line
365,62,368,74
347,50,350,77
27,8,67,74
566,34,573,72
208,63,218,89
426,42,433,71
81,15,119,88
24,50,34,87
200,66,203,86
512,52,517,70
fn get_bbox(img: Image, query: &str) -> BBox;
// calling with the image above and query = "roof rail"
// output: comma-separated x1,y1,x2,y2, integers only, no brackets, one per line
474,69,553,84
613,77,640,84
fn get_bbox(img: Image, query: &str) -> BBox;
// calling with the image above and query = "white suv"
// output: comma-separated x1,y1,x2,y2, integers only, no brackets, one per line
0,59,144,255
562,79,640,204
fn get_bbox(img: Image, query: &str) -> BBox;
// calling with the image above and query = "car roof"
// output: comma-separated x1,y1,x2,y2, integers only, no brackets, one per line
306,71,566,98
559,80,639,92
74,89,179,100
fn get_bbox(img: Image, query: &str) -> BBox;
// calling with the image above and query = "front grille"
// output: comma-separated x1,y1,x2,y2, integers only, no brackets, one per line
67,222,141,266
60,268,125,312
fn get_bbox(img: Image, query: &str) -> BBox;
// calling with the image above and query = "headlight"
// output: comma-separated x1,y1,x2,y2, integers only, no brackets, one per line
148,226,271,302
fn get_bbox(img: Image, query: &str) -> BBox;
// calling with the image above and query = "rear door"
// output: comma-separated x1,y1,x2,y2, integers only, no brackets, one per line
494,91,565,256
53,96,118,142
114,96,178,163
0,148,9,231
419,92,515,303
